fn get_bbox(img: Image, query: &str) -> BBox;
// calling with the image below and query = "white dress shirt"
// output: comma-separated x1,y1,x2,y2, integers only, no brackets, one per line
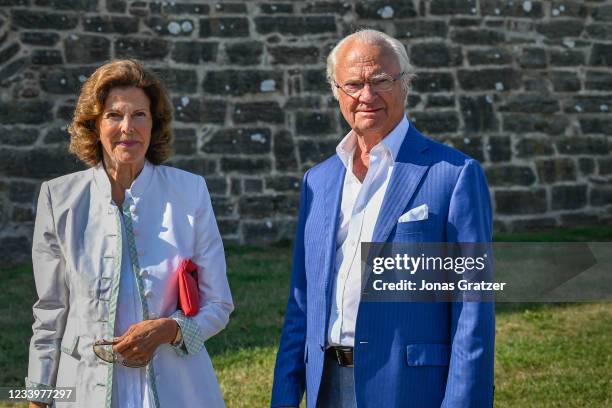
327,116,409,347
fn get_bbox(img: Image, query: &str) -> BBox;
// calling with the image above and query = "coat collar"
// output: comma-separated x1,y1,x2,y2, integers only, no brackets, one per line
92,160,154,204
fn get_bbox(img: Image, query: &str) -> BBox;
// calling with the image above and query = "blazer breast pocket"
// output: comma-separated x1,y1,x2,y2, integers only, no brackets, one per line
394,219,429,239
406,343,450,367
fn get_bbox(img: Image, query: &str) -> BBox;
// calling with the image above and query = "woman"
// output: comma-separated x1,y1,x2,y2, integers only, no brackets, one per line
26,60,233,408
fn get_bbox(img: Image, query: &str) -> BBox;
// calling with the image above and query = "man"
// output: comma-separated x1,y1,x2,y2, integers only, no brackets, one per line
271,29,494,408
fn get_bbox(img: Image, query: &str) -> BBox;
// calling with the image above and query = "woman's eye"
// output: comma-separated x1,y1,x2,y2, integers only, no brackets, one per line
134,111,146,117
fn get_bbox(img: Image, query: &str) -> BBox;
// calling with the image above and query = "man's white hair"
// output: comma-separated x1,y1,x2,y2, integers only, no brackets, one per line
326,29,415,100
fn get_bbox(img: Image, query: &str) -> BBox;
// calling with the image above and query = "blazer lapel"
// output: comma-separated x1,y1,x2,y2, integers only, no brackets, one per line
372,125,431,243
322,157,345,330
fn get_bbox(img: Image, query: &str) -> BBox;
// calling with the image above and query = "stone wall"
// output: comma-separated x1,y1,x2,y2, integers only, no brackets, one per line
1,0,611,265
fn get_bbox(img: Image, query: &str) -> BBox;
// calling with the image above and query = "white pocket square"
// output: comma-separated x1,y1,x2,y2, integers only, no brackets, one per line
398,204,428,223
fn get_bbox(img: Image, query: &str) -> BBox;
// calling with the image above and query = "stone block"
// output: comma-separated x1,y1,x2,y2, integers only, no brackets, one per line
106,0,125,12
488,136,511,162
556,136,609,154
210,2,246,13
551,1,587,18
239,194,298,218
598,158,612,175
591,187,612,206
586,24,612,41
43,126,69,144
458,68,520,91
413,72,454,92
254,16,336,35
0,235,30,267
579,118,612,135
20,32,59,46
301,2,350,14
269,45,321,65
515,137,554,157
225,41,263,65
11,10,78,29
549,49,585,66
355,1,417,19
585,71,612,91
451,29,505,45
303,69,328,92
0,100,52,124
0,126,38,146
481,0,543,17
485,165,536,186
203,70,282,96
460,95,498,132
411,112,459,134
536,158,577,183
410,43,462,67
467,48,512,65
550,71,581,92
145,17,196,37
221,157,272,173
244,178,263,193
171,41,217,65
199,17,249,37
274,130,298,172
495,189,547,214
34,0,96,10
173,97,226,124
563,95,612,113
217,219,239,236
64,35,110,64
395,21,448,39
172,128,197,155
536,20,584,38
499,94,560,114
162,2,209,14
592,5,612,21
578,158,595,176
153,68,197,93
83,16,139,34
427,95,455,108
31,49,62,65
115,37,169,60
0,146,84,178
40,67,96,94
589,43,612,66
169,157,216,176
265,176,301,192
202,128,271,155
519,47,547,68
260,3,294,14
502,114,568,135
242,220,296,244
430,0,477,15
551,184,587,210
0,43,20,65
298,139,337,165
234,102,284,124
295,111,335,135
8,180,38,203
445,136,484,162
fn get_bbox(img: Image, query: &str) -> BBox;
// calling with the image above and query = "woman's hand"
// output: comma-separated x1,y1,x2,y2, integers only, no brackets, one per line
112,318,178,364
29,402,48,408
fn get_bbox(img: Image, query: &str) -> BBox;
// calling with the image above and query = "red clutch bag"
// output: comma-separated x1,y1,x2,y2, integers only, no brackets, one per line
177,259,199,317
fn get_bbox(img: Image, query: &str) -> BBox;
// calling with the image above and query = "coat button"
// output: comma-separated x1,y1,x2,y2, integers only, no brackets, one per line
140,269,148,278
144,290,153,298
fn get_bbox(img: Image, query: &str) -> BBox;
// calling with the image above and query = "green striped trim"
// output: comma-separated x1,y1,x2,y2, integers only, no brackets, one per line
122,203,161,408
171,310,205,356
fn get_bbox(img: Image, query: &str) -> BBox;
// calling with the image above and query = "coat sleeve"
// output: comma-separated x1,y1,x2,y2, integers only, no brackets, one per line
26,181,70,404
170,176,234,356
442,159,495,408
270,170,310,408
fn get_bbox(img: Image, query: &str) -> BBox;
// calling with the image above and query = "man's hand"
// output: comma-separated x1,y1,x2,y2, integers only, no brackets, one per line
28,402,48,408
112,318,178,363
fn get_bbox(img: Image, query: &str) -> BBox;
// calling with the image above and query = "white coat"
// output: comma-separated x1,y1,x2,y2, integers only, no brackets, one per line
27,161,234,407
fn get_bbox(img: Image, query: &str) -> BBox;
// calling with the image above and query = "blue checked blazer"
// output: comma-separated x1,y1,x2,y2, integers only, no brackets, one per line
271,122,495,408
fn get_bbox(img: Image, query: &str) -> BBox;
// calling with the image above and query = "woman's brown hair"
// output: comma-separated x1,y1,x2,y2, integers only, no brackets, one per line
68,59,173,166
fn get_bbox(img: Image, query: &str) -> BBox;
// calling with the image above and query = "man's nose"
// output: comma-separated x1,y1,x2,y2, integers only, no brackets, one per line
359,83,377,101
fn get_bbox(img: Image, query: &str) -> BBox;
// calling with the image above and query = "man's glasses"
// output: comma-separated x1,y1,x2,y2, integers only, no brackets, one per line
93,339,150,368
334,72,405,96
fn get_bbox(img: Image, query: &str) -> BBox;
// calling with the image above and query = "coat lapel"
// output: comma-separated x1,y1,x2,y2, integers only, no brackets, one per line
322,157,345,328
371,125,431,243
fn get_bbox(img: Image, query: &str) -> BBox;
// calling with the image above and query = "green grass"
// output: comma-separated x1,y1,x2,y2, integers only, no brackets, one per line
1,227,611,407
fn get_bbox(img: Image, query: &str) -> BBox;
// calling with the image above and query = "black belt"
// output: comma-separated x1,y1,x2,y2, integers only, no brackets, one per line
326,346,354,367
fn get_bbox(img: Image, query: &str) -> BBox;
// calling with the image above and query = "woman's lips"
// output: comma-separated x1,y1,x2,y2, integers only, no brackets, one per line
117,140,138,147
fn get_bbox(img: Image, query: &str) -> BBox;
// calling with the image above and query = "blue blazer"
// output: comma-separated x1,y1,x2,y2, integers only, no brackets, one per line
271,123,495,408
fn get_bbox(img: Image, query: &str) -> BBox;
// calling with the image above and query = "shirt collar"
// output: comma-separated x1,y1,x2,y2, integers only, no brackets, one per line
92,160,154,204
336,115,409,170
